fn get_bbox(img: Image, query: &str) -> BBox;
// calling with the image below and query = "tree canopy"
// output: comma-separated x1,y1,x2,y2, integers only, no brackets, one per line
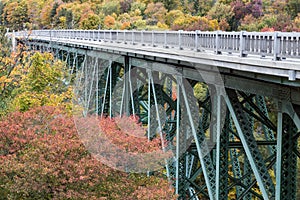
0,0,299,31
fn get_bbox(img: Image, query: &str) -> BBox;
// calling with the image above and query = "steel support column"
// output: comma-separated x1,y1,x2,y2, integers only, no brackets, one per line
179,76,215,200
224,89,275,199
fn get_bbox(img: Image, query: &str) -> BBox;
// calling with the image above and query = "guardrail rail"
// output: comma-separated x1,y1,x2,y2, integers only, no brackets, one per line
14,30,300,61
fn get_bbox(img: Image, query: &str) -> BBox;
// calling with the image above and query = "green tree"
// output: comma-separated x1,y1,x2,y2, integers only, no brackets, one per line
0,1,4,25
0,28,29,117
196,0,214,16
165,10,184,26
3,0,29,30
10,52,72,112
207,2,234,29
131,1,146,15
99,0,120,16
287,0,300,19
144,2,167,25
80,13,101,29
160,0,179,11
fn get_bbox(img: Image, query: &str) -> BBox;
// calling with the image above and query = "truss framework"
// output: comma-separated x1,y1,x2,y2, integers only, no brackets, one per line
29,44,300,200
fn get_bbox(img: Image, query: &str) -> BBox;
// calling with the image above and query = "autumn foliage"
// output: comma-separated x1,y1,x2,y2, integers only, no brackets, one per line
0,0,299,31
0,106,176,199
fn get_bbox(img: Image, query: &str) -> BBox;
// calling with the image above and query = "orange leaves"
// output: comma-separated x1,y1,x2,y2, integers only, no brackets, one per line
104,15,116,29
121,21,131,30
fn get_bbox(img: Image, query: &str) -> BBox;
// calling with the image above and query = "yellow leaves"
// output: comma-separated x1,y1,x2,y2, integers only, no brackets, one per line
118,13,131,23
157,22,168,30
165,9,184,26
1,57,13,66
173,17,185,27
59,17,67,25
12,89,73,113
1,51,73,113
173,14,198,27
209,19,219,31
0,76,7,84
130,9,142,17
133,19,147,30
80,14,101,30
3,78,12,84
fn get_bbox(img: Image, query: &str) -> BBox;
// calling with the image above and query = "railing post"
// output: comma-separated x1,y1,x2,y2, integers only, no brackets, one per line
179,30,183,50
141,31,145,46
152,30,154,47
164,31,168,48
273,32,280,61
195,30,200,52
239,31,247,57
215,30,221,54
132,31,134,44
110,31,113,43
124,30,126,44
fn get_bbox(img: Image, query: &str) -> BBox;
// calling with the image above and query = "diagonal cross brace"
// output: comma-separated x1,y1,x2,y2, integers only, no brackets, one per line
178,76,216,200
224,89,275,200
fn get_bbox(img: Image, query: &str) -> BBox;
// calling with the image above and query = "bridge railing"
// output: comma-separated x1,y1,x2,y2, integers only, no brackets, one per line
15,30,300,61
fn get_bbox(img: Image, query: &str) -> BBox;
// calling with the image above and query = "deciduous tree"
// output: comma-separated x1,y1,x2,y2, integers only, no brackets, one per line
144,2,167,25
0,107,176,199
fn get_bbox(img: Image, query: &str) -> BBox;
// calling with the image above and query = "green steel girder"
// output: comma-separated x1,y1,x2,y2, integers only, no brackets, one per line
216,111,229,200
255,96,276,155
229,116,244,198
243,101,254,200
226,89,275,199
239,92,276,132
179,78,216,199
279,114,298,200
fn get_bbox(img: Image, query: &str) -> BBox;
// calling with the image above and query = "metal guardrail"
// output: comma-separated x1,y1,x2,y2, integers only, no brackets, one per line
14,30,300,61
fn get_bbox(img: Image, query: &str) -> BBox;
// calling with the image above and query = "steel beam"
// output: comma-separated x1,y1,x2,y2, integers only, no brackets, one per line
179,76,215,200
224,89,275,199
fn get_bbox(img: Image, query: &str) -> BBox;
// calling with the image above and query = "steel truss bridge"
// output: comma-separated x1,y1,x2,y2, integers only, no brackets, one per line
12,30,300,200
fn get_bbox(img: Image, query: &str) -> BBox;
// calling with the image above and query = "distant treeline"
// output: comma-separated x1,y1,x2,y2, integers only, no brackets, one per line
0,0,299,31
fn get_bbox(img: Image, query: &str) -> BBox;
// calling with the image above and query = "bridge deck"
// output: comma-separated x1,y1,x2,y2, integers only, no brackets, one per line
24,33,300,83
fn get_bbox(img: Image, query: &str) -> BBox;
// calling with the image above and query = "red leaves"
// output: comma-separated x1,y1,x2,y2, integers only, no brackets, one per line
0,106,175,199
103,116,162,153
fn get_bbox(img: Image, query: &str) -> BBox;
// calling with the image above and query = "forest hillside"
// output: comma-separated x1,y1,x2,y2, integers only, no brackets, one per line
0,0,299,32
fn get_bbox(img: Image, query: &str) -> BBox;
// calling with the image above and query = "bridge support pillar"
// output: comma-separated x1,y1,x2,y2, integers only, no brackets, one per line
123,56,131,116
215,90,229,200
225,89,275,199
276,101,299,200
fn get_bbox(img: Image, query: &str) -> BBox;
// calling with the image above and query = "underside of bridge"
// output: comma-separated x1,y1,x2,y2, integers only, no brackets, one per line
27,42,300,200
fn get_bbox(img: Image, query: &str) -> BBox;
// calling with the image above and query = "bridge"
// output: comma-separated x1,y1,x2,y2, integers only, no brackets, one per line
11,30,300,200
